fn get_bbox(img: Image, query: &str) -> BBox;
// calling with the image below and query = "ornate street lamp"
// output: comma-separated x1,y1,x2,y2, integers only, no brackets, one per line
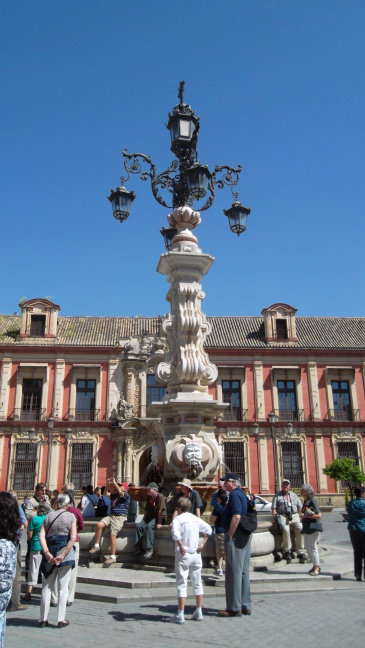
108,81,251,236
160,227,178,252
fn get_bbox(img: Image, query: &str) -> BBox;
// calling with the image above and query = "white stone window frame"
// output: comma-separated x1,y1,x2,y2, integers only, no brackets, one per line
332,431,364,493
218,430,250,487
14,364,49,420
69,365,102,420
325,367,359,421
7,430,43,492
65,432,99,489
276,429,308,487
216,367,247,421
271,367,304,421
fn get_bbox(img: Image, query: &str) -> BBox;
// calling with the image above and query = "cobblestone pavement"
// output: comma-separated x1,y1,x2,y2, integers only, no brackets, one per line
6,586,365,648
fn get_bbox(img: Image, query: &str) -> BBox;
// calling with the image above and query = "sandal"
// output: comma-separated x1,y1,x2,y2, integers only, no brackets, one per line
309,567,320,576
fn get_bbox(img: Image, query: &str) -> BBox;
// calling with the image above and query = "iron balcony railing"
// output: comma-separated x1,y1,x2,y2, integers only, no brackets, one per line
274,409,305,422
222,408,248,422
67,408,101,422
328,408,360,422
10,408,47,421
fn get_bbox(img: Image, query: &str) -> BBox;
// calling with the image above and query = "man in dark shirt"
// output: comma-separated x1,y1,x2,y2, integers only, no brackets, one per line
89,479,130,567
133,482,167,560
219,473,252,617
172,479,203,520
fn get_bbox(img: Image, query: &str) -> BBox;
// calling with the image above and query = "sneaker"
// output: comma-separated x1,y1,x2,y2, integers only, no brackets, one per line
192,609,203,621
170,613,185,624
132,547,143,557
7,604,28,612
103,557,117,568
21,594,32,601
213,568,224,577
89,546,100,554
143,549,154,559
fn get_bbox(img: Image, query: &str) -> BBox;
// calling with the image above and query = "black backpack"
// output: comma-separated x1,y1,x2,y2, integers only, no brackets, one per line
95,496,108,518
238,496,258,535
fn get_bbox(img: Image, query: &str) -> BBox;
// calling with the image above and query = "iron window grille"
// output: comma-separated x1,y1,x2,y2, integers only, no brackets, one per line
280,441,304,489
12,442,38,491
69,443,93,489
337,441,360,489
222,441,246,483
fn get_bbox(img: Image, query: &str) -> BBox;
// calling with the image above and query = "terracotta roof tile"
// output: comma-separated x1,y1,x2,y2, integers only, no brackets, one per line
0,314,364,350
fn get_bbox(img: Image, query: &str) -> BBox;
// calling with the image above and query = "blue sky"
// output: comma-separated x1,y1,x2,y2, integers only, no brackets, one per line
1,1,364,319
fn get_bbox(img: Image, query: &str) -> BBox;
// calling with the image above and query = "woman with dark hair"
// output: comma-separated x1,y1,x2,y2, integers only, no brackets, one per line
347,485,365,581
0,491,21,646
300,484,323,576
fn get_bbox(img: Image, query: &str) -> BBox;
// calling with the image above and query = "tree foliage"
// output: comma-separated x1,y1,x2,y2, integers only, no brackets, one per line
323,458,365,500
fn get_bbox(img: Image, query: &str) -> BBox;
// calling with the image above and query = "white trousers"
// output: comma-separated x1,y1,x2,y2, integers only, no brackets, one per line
175,551,204,598
40,565,72,623
27,551,42,586
304,532,321,566
51,542,79,605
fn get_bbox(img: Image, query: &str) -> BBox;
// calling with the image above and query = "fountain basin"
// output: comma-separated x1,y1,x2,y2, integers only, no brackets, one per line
79,518,275,569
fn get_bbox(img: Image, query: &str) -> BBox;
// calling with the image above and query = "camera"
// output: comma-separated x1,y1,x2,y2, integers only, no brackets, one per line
287,511,293,521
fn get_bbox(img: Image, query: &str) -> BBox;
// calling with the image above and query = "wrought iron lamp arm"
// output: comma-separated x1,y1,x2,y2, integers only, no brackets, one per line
212,164,242,197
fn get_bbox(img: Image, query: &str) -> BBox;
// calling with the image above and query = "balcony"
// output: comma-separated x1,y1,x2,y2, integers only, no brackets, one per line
67,408,100,422
328,408,360,422
222,408,248,422
274,409,305,422
10,408,46,421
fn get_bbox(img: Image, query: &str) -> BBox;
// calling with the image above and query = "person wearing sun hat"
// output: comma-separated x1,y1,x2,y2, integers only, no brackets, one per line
133,482,167,560
172,478,203,520
89,478,130,567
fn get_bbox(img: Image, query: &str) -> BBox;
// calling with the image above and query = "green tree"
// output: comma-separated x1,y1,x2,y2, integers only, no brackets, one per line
323,458,365,501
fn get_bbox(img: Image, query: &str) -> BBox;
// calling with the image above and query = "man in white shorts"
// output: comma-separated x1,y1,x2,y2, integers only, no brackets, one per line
170,497,212,624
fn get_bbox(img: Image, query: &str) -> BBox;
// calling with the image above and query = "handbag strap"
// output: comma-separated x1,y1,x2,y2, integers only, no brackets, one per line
45,510,67,537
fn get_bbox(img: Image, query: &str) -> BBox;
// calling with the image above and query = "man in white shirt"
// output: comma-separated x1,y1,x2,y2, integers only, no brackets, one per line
170,497,212,624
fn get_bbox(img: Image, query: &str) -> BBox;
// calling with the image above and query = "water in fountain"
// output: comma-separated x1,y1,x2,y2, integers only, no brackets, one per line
140,463,163,486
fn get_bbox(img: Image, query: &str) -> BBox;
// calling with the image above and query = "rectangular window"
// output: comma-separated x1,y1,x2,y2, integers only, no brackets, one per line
222,380,241,421
276,319,288,340
76,379,96,421
30,315,46,336
22,379,43,421
13,443,38,491
278,380,298,421
222,441,246,483
337,441,359,489
332,381,352,421
281,441,304,489
70,443,93,489
146,374,167,407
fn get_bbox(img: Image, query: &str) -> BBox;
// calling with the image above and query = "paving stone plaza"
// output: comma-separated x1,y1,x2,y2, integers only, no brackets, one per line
5,510,365,648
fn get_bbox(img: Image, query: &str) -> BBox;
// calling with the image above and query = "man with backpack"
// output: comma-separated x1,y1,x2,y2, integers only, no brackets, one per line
219,473,252,617
89,479,130,567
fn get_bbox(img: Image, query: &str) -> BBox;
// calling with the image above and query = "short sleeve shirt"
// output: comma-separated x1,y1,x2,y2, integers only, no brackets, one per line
222,488,247,531
29,514,46,551
189,490,203,516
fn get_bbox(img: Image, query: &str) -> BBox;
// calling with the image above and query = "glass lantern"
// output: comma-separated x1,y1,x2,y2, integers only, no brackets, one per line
185,163,211,200
108,185,136,223
223,200,251,236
